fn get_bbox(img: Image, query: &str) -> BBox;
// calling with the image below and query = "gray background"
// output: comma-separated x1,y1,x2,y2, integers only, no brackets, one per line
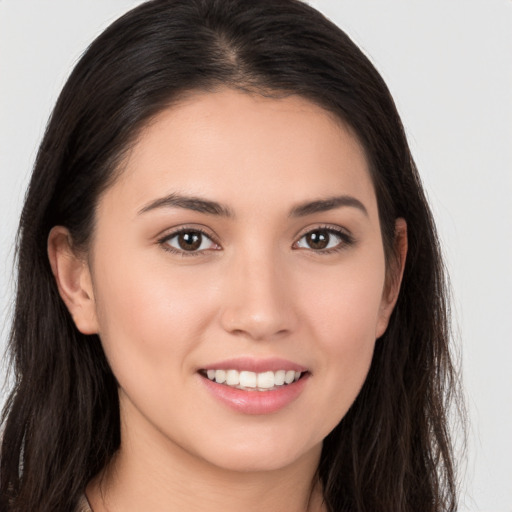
1,1,511,510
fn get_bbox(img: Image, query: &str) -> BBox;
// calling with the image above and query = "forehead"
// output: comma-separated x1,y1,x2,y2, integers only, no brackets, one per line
101,88,377,219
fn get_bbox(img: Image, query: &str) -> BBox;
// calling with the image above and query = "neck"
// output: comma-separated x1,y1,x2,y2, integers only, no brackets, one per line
87,399,325,512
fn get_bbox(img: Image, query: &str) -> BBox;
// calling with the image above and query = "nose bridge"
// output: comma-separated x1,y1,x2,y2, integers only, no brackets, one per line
219,242,294,340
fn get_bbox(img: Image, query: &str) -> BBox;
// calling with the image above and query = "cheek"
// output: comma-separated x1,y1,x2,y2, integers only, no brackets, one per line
91,248,219,381
298,252,385,431
313,277,382,385
305,248,386,348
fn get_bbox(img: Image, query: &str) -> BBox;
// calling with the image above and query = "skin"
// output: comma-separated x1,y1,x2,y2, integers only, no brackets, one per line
48,88,407,512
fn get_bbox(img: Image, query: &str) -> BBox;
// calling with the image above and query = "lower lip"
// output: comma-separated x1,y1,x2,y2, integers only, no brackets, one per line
199,374,309,415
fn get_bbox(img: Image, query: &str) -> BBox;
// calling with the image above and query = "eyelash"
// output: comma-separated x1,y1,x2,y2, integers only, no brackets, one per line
294,225,355,254
158,227,220,257
157,225,355,257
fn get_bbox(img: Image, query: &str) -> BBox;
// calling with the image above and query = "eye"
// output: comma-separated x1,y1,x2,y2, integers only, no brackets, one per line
160,229,219,254
294,227,353,252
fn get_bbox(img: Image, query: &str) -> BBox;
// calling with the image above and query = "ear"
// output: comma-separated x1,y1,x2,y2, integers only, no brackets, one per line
47,226,99,335
376,218,408,338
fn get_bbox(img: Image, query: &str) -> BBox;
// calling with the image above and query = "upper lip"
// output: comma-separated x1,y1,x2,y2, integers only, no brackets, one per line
199,357,308,373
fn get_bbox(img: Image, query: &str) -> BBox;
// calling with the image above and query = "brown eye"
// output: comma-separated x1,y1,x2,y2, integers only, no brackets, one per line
304,231,330,250
163,230,218,253
177,231,202,250
295,228,351,252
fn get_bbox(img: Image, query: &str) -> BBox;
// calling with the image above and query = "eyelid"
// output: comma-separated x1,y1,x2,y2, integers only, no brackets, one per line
293,224,355,252
294,223,353,240
157,225,221,256
156,223,355,256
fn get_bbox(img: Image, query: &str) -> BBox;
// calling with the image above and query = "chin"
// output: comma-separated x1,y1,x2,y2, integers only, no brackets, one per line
192,433,323,474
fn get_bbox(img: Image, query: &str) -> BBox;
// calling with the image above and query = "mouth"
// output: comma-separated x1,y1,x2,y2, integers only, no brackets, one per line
199,368,307,391
197,359,310,414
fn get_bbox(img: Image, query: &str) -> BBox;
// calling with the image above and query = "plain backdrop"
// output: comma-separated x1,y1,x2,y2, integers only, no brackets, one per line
1,1,511,510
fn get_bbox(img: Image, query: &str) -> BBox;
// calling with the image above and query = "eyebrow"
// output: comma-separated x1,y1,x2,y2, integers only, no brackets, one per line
137,192,368,218
138,193,233,217
290,195,368,217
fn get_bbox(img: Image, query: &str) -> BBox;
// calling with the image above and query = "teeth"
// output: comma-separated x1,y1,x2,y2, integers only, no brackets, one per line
274,370,285,386
257,371,274,389
205,369,303,390
226,369,239,386
214,369,226,384
285,370,296,384
239,371,257,388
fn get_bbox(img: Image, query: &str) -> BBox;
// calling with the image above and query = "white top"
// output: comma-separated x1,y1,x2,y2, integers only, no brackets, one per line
76,494,93,512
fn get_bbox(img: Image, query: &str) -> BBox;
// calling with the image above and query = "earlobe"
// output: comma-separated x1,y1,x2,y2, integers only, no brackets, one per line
376,218,408,338
47,226,99,335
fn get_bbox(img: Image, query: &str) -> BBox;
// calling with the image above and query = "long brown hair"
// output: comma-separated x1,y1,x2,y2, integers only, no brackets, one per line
1,1,463,510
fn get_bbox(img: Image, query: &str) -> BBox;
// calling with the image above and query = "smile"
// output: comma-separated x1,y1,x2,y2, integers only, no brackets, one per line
198,358,310,414
203,369,303,391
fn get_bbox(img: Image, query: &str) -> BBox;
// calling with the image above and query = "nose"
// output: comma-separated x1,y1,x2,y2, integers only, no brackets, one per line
219,249,297,341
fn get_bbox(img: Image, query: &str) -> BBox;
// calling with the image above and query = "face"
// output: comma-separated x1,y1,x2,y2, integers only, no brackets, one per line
61,89,403,473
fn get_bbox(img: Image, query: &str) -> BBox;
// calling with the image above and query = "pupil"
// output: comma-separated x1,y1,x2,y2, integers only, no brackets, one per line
307,231,329,250
178,232,201,251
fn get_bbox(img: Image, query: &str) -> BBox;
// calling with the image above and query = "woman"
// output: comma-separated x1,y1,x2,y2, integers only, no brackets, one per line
0,0,462,510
